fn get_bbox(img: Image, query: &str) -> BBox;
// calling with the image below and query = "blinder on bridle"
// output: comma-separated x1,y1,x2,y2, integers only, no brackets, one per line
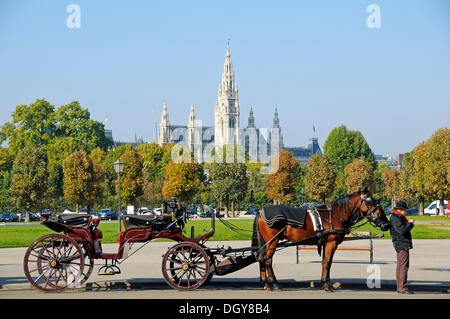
359,193,390,231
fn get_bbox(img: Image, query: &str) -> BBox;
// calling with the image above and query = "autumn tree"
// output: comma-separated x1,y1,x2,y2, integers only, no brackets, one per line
304,153,337,203
422,128,450,215
344,156,374,194
162,161,205,203
382,168,406,207
63,150,104,212
10,146,49,222
117,150,144,206
265,150,299,205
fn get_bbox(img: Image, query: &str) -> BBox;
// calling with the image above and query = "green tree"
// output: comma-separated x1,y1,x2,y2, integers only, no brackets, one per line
10,146,49,221
0,99,56,153
323,125,375,199
323,125,375,171
54,101,113,152
209,162,249,217
63,150,104,212
304,153,337,203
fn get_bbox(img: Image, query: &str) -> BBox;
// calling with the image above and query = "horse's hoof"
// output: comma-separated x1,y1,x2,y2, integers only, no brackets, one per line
264,284,272,291
322,282,335,292
273,283,283,290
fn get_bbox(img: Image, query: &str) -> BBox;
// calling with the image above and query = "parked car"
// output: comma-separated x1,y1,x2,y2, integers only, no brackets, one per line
137,207,149,214
1,213,17,222
187,209,198,219
89,211,99,217
406,208,419,216
19,212,39,222
424,200,449,216
151,208,163,216
99,209,117,220
384,206,392,215
239,208,260,218
197,205,213,218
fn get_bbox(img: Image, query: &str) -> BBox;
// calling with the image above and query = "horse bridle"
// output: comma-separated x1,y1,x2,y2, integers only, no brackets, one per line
352,195,384,228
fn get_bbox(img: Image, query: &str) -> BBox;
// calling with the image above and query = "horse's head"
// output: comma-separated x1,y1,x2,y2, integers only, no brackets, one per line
359,189,390,231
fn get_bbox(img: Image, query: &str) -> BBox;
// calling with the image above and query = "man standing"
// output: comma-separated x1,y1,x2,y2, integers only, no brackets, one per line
389,201,415,294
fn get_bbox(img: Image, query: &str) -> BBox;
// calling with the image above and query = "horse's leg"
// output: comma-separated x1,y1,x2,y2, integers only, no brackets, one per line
265,240,282,290
259,260,270,290
320,239,338,292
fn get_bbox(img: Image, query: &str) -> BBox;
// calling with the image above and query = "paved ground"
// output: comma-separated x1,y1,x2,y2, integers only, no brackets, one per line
1,239,449,299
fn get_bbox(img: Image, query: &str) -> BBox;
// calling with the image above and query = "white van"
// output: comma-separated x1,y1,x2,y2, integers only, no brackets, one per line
424,200,449,216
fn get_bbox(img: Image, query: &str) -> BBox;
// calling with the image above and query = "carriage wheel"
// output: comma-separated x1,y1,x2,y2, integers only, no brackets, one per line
23,234,85,292
162,242,210,290
79,244,94,284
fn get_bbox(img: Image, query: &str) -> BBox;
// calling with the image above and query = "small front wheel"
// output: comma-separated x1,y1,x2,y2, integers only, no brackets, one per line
23,233,85,292
162,242,210,290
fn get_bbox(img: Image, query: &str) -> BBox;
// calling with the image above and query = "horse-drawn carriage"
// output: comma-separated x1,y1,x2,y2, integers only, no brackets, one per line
24,189,390,292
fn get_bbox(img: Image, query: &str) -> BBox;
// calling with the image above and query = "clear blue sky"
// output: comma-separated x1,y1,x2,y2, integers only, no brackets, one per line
1,0,449,156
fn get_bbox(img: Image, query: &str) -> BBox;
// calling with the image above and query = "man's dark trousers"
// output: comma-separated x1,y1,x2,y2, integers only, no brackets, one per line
396,248,410,291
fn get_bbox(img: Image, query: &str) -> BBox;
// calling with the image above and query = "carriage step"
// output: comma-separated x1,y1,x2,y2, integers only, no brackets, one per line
97,259,121,275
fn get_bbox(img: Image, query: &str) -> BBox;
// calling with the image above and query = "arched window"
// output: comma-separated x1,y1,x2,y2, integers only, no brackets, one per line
229,117,235,129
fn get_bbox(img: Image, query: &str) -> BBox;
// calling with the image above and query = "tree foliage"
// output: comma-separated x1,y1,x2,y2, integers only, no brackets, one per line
323,125,376,171
344,156,374,194
0,99,112,157
381,168,405,206
10,147,49,219
304,153,337,203
265,150,299,204
117,150,144,206
162,161,205,202
62,150,104,211
209,162,249,216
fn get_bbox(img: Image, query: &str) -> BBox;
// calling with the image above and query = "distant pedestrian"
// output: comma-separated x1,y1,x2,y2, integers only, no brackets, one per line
389,201,415,294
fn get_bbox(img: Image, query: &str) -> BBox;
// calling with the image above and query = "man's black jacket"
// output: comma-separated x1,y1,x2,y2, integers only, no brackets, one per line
389,212,414,252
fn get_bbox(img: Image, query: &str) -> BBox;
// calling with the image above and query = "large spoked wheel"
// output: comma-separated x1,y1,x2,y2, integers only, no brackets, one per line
23,233,85,292
162,242,210,290
79,244,94,285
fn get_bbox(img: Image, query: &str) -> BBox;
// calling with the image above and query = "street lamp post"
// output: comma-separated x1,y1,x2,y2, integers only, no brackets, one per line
113,160,125,233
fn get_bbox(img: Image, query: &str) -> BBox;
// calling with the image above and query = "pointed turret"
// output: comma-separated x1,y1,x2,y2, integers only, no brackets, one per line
248,106,255,128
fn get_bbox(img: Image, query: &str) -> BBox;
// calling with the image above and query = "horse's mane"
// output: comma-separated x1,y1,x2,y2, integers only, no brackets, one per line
330,191,362,210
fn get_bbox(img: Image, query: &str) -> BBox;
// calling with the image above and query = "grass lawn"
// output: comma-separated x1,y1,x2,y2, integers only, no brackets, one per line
1,215,449,249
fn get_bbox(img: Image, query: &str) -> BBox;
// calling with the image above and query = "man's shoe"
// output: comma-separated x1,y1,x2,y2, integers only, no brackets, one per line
397,290,413,294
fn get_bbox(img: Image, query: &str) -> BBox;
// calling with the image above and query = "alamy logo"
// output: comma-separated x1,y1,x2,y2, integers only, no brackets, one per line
366,4,381,29
66,4,81,29
366,264,381,288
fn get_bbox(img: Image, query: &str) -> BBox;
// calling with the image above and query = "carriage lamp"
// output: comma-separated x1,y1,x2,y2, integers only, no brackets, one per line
114,160,125,233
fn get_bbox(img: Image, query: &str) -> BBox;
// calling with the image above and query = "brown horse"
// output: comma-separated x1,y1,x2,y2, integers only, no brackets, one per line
251,189,390,291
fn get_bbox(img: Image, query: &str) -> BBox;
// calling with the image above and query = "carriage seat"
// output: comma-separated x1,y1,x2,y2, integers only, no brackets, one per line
45,214,91,228
123,214,173,230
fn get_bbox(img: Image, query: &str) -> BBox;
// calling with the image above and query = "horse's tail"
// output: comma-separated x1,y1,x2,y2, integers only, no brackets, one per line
251,212,266,259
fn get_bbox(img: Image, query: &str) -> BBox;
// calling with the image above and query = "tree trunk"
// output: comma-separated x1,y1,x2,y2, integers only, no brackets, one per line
419,199,424,215
439,199,445,216
231,201,235,218
25,211,30,223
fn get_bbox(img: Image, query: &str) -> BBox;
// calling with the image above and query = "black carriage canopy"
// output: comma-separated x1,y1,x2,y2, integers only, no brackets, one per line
261,205,307,228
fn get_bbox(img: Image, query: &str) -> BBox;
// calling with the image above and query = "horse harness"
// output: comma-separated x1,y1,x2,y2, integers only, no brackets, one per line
256,196,377,260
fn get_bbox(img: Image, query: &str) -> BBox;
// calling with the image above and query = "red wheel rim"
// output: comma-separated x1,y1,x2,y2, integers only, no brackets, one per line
24,234,85,291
